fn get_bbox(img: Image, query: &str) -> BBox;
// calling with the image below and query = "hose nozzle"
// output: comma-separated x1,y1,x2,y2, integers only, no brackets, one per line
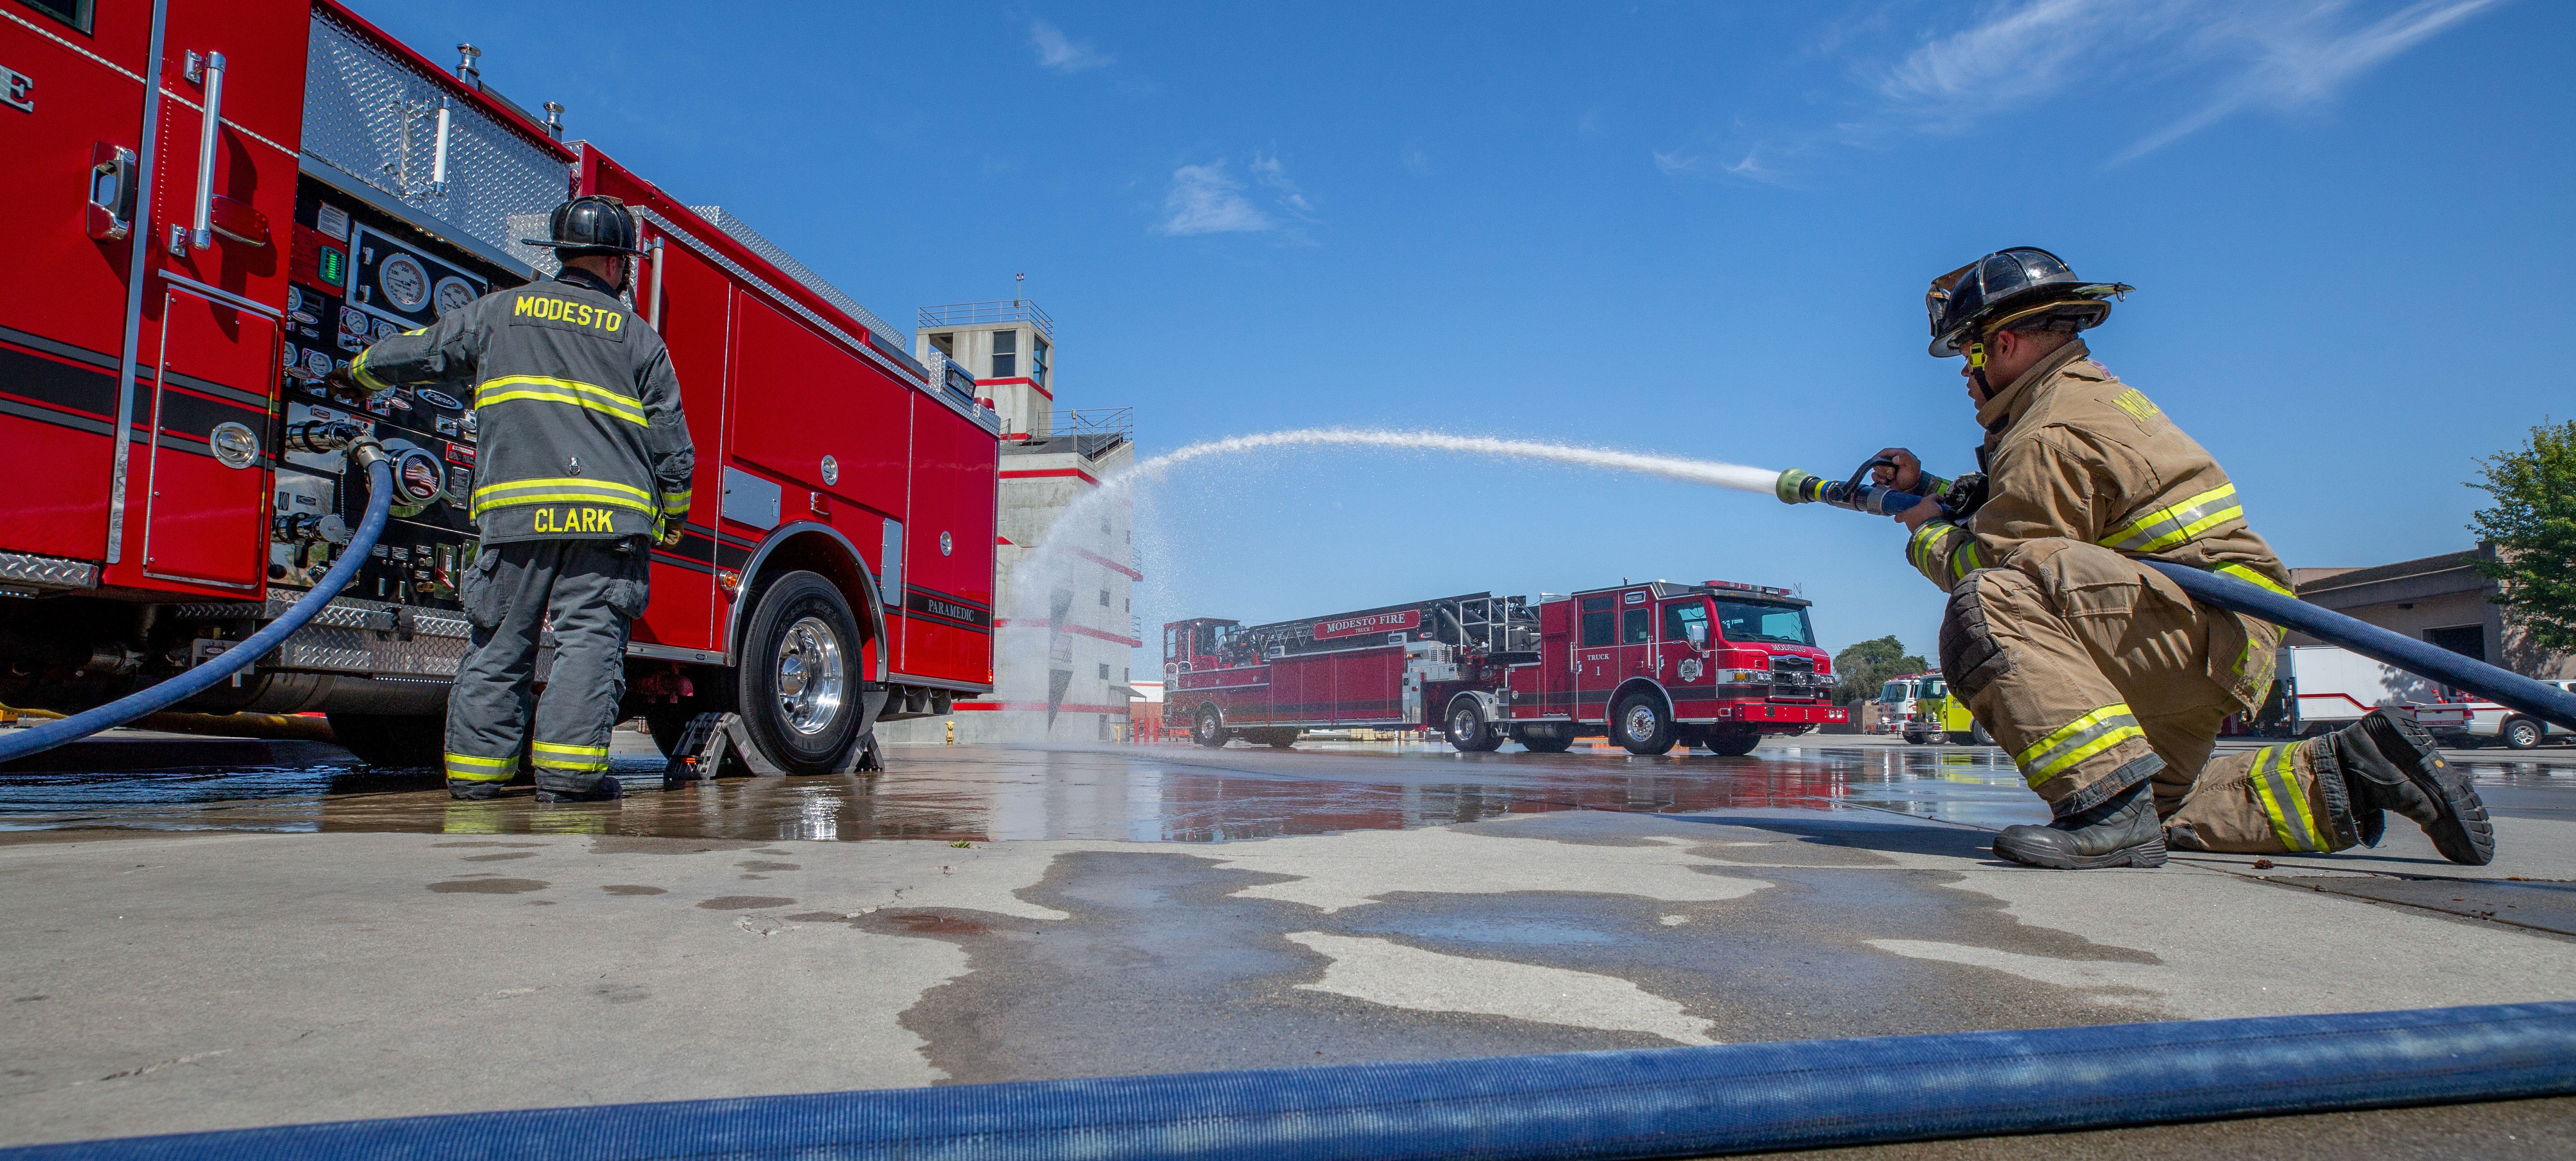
1776,468,1826,505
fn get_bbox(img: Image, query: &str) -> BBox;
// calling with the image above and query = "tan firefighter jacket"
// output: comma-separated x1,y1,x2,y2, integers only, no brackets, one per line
1903,339,2291,710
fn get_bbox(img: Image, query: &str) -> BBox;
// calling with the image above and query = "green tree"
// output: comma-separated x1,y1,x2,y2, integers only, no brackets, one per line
2470,419,2576,653
1833,636,1929,706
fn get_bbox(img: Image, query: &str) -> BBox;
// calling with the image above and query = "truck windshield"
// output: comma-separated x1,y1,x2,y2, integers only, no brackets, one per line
1919,679,1948,699
1879,681,1908,702
1715,600,1814,646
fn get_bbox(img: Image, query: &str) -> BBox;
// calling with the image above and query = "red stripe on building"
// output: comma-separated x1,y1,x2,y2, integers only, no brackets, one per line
991,619,1143,647
999,467,1098,486
975,376,1053,400
1069,547,1143,580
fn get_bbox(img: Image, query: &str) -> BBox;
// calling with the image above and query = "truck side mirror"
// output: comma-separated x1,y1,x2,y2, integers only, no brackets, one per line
1686,623,1707,647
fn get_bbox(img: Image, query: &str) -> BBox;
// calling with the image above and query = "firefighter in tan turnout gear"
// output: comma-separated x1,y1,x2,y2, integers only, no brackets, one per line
345,196,694,802
1875,247,2491,869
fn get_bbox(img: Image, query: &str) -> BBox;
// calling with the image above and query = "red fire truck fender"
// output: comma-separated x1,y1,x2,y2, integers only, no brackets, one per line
1605,677,1676,722
1446,688,1505,726
720,520,891,682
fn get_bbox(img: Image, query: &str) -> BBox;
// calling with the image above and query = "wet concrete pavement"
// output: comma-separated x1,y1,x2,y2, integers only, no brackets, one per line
2,734,2573,1151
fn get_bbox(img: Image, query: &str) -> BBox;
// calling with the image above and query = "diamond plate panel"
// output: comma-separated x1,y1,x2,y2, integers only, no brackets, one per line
275,624,470,678
300,9,570,270
0,551,99,591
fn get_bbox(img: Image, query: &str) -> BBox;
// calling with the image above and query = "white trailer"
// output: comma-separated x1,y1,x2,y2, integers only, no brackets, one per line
2276,647,2471,738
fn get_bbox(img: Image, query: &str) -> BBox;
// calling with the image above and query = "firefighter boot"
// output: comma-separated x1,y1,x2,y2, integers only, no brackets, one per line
534,775,622,805
1994,781,2167,869
2330,712,2493,865
448,780,501,801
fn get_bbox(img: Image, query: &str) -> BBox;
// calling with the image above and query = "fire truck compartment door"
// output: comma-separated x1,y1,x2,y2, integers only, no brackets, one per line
1658,597,1712,706
139,284,277,591
0,5,158,564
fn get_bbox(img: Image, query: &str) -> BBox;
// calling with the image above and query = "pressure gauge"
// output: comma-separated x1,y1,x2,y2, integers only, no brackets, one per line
434,276,476,318
377,252,430,312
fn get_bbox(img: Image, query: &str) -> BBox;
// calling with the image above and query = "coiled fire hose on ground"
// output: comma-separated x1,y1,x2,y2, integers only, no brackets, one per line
0,445,401,765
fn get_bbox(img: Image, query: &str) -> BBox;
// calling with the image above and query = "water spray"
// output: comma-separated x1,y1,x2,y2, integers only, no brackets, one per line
1777,454,2576,731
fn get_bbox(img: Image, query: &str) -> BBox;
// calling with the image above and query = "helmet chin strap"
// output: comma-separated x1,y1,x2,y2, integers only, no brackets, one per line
1966,335,1995,399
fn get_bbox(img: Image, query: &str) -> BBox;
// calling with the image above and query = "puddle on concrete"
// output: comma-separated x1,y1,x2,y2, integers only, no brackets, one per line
427,878,548,894
0,741,2565,846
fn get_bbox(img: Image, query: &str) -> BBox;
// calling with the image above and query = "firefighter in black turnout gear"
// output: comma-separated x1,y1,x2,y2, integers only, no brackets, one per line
347,196,694,801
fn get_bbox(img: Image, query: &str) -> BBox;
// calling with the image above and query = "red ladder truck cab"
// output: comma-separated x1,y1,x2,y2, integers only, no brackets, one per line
1163,581,1844,757
0,0,998,773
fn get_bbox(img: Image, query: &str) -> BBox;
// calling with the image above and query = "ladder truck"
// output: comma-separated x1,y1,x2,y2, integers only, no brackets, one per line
0,0,999,772
1165,580,1846,756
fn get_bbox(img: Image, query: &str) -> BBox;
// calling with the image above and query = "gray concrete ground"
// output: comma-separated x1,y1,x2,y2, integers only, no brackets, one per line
1,731,2572,1153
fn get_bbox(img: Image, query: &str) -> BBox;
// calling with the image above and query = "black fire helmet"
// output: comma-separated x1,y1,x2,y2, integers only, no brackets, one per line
521,195,644,258
1925,247,2132,357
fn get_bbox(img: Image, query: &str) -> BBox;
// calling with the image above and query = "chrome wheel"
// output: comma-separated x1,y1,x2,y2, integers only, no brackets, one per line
774,616,846,736
1624,703,1659,742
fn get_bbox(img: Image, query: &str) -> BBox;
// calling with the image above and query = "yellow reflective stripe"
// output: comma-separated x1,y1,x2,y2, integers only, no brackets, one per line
2014,704,2146,784
2212,562,2294,599
2250,744,2324,852
444,752,514,782
476,375,647,425
531,741,610,771
472,476,652,502
468,477,658,518
470,493,657,518
1907,521,1952,571
350,347,393,392
660,489,692,513
2100,484,2241,554
1951,538,1983,580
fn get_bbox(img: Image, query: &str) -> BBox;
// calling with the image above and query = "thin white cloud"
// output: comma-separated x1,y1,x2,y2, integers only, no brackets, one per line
1864,0,2503,161
1155,163,1274,235
1402,146,1433,177
1249,153,1315,216
1030,18,1112,73
1652,150,1699,175
2112,0,2502,163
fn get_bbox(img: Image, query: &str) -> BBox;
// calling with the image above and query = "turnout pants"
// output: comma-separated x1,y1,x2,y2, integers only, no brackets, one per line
1941,539,2357,855
443,538,651,793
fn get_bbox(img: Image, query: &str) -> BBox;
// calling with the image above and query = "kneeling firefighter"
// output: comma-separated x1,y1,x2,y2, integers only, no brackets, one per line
344,196,695,801
1873,247,2491,869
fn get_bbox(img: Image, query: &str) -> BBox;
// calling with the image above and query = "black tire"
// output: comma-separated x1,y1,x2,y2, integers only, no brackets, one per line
1445,698,1504,752
1193,707,1228,748
1612,692,1676,755
1266,729,1300,749
1520,733,1574,754
2502,717,2544,751
1704,729,1760,757
1970,719,1993,746
1904,733,1929,746
734,571,864,774
326,712,446,768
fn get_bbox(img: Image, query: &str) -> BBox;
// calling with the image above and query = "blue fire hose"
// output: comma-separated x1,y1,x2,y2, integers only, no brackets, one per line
1779,465,2576,731
0,453,396,765
2,1002,2570,1160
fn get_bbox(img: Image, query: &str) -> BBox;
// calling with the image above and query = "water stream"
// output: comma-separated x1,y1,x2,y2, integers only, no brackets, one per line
990,428,1782,740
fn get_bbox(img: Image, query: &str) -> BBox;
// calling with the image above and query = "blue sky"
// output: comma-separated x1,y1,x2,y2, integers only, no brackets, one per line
361,0,2571,666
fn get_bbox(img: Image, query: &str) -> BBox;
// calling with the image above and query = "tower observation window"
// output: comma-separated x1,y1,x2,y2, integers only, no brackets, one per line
992,330,1017,378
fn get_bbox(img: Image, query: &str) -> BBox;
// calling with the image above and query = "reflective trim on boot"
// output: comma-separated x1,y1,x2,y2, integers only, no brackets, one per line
1995,782,2168,870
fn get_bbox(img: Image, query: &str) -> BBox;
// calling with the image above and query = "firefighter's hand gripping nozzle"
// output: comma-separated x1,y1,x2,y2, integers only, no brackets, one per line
1775,457,1924,517
1777,457,1989,521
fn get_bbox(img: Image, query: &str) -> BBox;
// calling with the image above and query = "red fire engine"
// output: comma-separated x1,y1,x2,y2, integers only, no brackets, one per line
1165,580,1846,756
0,0,997,771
